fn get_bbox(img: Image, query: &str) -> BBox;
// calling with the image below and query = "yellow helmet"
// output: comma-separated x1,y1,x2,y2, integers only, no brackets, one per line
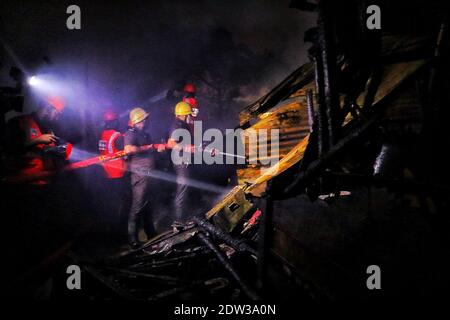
175,101,192,116
129,107,149,125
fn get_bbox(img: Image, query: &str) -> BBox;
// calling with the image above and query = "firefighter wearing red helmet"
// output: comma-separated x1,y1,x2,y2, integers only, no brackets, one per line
182,82,200,123
4,96,67,185
3,97,71,277
183,83,196,97
182,97,200,119
98,110,125,179
98,110,127,236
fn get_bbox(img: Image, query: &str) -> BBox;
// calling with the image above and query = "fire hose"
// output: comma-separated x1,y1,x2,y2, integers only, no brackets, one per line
67,143,245,170
4,143,245,184
66,144,163,170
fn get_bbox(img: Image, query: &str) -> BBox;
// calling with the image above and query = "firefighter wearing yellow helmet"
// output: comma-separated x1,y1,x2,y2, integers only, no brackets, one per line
129,107,149,126
167,101,195,222
174,101,193,116
123,107,163,249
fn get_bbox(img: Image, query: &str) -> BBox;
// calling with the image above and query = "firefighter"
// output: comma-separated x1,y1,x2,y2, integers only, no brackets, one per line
124,107,163,249
4,96,66,185
182,83,199,122
98,110,127,235
3,97,67,277
167,101,195,222
99,110,125,179
182,97,200,123
183,83,196,98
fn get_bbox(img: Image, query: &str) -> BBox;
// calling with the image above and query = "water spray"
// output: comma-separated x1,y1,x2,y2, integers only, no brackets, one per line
5,143,238,195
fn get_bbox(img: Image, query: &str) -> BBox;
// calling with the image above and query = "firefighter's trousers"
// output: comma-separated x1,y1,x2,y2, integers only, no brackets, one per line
174,164,191,221
128,171,155,242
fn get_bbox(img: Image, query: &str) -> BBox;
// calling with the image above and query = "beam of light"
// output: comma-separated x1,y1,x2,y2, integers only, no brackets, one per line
26,73,64,95
0,36,29,75
68,147,230,194
146,89,169,104
132,167,229,194
119,89,169,119
69,147,98,162
25,73,81,107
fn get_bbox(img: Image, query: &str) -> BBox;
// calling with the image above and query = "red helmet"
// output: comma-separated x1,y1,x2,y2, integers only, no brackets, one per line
182,97,198,108
183,83,196,94
103,110,118,122
46,96,66,112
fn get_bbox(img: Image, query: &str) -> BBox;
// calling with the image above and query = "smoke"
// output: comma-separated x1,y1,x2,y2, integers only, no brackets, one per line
0,1,317,221
1,0,316,112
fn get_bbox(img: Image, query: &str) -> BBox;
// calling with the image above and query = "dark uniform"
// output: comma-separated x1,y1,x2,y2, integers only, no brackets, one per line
169,118,193,221
124,127,156,243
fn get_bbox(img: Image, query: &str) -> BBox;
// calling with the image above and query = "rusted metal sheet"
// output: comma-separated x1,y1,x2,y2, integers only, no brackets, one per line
205,58,428,231
237,96,311,186
205,135,310,225
248,135,310,193
239,63,314,126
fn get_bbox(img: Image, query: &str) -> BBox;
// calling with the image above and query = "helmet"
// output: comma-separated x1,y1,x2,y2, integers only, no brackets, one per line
175,101,192,116
103,110,118,122
46,96,65,112
183,97,199,117
129,107,149,125
183,83,196,94
182,97,198,108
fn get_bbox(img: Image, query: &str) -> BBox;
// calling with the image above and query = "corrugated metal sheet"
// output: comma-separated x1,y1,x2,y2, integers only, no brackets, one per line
206,59,429,222
237,96,311,186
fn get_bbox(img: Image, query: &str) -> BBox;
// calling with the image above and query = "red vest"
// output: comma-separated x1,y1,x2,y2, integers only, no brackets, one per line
8,114,56,185
99,129,125,179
